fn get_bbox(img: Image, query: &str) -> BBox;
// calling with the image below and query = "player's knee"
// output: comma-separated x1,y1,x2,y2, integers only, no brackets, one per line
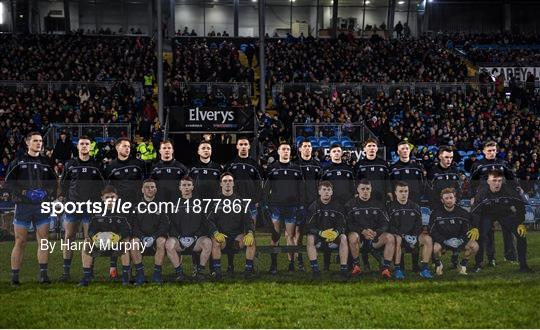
422,235,432,245
156,237,166,249
394,235,402,245
165,238,176,252
201,237,212,250
348,232,359,243
383,233,395,245
306,234,316,246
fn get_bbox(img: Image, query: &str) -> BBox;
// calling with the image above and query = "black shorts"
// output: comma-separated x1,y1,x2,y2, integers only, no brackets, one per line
314,236,339,251
223,233,242,253
361,238,382,252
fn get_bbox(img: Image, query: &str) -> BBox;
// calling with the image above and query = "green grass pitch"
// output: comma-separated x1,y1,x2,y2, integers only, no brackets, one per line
0,232,539,328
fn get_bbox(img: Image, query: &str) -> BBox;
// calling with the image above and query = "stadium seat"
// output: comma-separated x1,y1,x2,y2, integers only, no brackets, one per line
476,154,484,160
342,141,354,148
308,136,317,145
458,150,467,157
319,139,331,148
428,145,439,154
295,136,304,147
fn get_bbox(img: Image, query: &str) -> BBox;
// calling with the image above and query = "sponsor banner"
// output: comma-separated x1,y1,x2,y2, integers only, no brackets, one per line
479,66,540,82
169,106,255,132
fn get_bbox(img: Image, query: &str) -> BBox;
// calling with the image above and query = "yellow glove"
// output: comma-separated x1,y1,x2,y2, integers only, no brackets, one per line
110,232,120,243
517,224,527,237
326,230,339,242
319,228,335,241
91,233,100,244
213,231,228,244
467,228,479,241
243,232,255,246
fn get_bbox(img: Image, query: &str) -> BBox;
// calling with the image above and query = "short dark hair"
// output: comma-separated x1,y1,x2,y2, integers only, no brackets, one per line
237,136,250,143
357,179,371,186
26,131,42,139
115,137,131,147
278,141,290,149
438,145,453,155
329,143,341,151
397,140,409,149
160,139,174,147
483,140,497,149
101,185,118,196
298,137,311,147
395,181,409,189
318,181,333,189
363,138,379,147
487,170,504,179
220,172,234,181
198,140,211,148
143,178,157,185
78,135,91,142
179,176,193,183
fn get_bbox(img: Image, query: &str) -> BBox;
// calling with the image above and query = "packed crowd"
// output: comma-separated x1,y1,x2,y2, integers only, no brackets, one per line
0,84,162,179
0,34,156,81
439,32,540,65
264,36,468,84
265,87,539,194
172,39,254,83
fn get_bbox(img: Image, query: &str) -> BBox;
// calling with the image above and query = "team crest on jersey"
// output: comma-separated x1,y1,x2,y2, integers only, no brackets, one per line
410,212,415,216
21,164,27,169
330,212,335,218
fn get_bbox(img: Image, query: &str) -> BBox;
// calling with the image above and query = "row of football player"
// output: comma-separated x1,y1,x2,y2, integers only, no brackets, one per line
25,169,537,286
4,132,529,285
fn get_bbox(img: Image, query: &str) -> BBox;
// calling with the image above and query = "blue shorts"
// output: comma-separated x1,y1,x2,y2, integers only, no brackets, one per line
63,213,91,224
268,206,298,225
249,204,258,220
13,204,50,231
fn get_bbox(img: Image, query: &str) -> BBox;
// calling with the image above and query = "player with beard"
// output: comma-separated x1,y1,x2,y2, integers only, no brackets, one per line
430,188,479,276
189,140,222,199
223,137,263,273
103,137,145,279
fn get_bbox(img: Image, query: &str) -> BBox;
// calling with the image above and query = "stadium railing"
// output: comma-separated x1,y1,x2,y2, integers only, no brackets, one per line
0,80,144,97
272,82,499,102
43,123,132,150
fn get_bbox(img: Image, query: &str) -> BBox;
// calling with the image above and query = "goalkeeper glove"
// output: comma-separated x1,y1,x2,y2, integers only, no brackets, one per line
326,230,339,242
213,231,228,244
91,233,100,244
467,228,480,241
517,224,527,237
110,232,120,244
319,228,335,241
243,231,255,246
